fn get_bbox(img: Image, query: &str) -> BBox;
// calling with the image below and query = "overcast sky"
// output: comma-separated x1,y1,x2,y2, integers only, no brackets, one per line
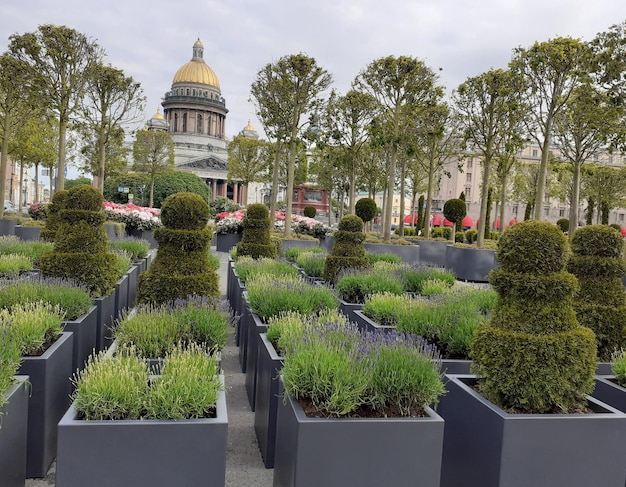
2,0,625,149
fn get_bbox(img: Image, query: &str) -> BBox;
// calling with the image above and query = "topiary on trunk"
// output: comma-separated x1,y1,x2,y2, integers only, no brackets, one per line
136,192,219,305
567,225,626,360
236,203,277,259
39,185,119,297
471,220,596,413
444,198,466,239
323,214,370,285
40,190,69,242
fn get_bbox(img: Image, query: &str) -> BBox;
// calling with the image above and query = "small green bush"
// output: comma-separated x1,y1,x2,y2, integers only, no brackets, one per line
612,349,626,386
0,302,64,356
40,190,69,242
0,325,21,411
303,205,317,218
402,266,455,294
65,184,103,212
443,199,466,227
109,238,150,261
355,198,378,224
338,214,364,233
236,203,276,259
556,218,569,233
234,256,299,283
336,270,404,304
365,253,402,265
455,231,465,243
159,192,209,231
0,254,33,277
465,229,478,243
296,251,327,278
323,215,370,284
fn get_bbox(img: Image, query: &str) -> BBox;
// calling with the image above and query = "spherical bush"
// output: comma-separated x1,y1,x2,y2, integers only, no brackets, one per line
51,189,69,207
303,205,317,218
246,203,269,220
443,198,466,224
355,198,377,223
556,218,569,233
338,215,364,233
160,192,209,230
66,185,103,212
497,220,568,274
571,225,624,259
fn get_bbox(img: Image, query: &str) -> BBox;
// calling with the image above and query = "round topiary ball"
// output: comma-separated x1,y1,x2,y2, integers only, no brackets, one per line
571,224,624,259
443,198,466,224
497,220,568,274
51,189,69,207
246,203,269,220
338,214,364,233
66,185,103,212
303,205,317,218
556,218,569,233
355,198,377,224
160,192,210,230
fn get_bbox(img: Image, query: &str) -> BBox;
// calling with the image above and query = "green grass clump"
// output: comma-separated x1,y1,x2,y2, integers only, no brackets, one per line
234,256,299,283
336,270,404,304
0,254,34,277
0,326,22,411
109,238,150,261
284,246,325,262
402,266,456,294
0,278,93,321
365,252,402,265
296,250,327,278
0,235,53,266
612,349,626,387
0,302,64,356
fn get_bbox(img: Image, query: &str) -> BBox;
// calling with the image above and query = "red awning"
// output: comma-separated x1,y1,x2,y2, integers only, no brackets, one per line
509,219,518,227
443,218,454,227
622,226,626,237
493,218,501,230
431,214,441,226
462,216,473,228
403,214,418,225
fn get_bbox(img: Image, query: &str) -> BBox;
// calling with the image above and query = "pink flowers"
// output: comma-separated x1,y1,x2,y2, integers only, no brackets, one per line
103,201,162,231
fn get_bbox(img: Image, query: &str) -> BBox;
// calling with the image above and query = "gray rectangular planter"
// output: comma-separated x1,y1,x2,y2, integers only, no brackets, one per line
438,374,626,487
114,273,129,318
338,298,363,325
215,232,242,252
0,218,18,236
352,309,396,334
127,228,158,249
254,333,284,468
0,376,29,487
593,376,626,413
318,235,334,252
364,242,420,264
273,392,444,487
245,311,267,411
93,291,116,352
62,305,98,372
281,239,319,256
415,239,448,267
445,245,497,282
17,332,73,478
126,263,141,309
238,293,251,373
14,225,42,241
56,376,228,487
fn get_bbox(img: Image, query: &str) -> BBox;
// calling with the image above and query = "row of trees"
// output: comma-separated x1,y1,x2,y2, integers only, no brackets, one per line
0,24,177,215
228,21,626,245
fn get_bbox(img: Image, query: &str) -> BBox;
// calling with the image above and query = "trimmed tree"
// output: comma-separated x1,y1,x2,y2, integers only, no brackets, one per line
323,214,370,284
40,189,69,242
236,203,277,259
567,224,626,360
471,220,596,412
354,197,377,229
443,198,466,241
136,192,219,305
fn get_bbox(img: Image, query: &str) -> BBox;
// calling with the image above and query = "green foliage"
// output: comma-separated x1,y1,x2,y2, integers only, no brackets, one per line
336,269,404,304
365,253,402,265
443,198,466,223
0,325,21,409
236,203,277,259
246,203,269,220
0,302,64,356
465,229,478,243
324,215,370,284
28,202,49,221
338,214,364,232
556,218,569,232
109,238,150,261
355,198,377,223
0,254,33,277
66,185,104,212
401,266,455,294
208,197,241,218
471,220,596,412
284,246,326,262
612,349,626,386
568,225,626,360
41,190,69,241
303,205,317,218
455,231,465,243
159,192,210,230
296,251,327,278
234,256,300,283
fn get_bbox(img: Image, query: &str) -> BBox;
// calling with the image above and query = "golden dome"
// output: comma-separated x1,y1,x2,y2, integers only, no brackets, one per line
151,108,164,120
172,38,220,88
244,120,255,131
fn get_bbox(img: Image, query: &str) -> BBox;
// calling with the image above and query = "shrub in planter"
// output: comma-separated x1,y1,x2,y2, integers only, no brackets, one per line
284,246,326,263
109,238,150,261
323,215,370,284
0,235,53,267
355,197,377,226
0,324,22,411
296,250,327,278
365,252,402,265
336,269,404,304
137,192,219,305
401,265,455,294
567,224,626,360
28,202,49,221
234,256,299,283
39,185,119,297
443,198,466,239
454,231,465,243
245,273,338,322
303,205,317,218
0,277,93,321
556,218,569,233
40,190,68,241
612,349,626,386
1,302,64,357
465,229,478,243
0,253,33,278
236,203,277,259
471,220,597,412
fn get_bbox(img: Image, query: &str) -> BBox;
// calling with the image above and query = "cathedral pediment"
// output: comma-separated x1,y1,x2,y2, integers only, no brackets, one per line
178,156,227,171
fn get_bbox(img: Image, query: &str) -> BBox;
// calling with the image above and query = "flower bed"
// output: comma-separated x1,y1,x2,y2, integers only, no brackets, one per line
103,202,162,232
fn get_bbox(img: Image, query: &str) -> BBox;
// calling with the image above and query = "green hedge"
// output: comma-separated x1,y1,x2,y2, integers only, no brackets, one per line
323,215,370,284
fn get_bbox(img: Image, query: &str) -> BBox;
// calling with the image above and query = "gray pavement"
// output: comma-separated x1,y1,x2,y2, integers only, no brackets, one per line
26,248,274,487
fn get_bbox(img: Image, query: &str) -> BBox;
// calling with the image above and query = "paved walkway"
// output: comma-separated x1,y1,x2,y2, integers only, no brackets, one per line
26,248,274,487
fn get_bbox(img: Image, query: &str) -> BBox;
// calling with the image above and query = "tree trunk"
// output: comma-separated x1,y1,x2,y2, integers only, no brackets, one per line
499,173,507,236
284,139,297,238
398,159,406,237
424,158,435,239
532,132,552,221
149,178,155,208
0,112,10,218
97,129,106,193
383,144,397,243
35,162,40,203
568,160,582,241
477,155,492,248
56,116,68,193
269,143,281,227
18,162,24,210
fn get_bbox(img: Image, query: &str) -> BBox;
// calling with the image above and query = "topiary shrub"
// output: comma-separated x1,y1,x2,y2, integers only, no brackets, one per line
323,214,371,284
40,190,69,241
136,192,219,305
303,205,317,218
235,203,277,259
465,229,478,243
355,198,378,225
567,224,626,360
471,220,596,413
455,231,465,243
39,185,119,297
443,198,466,239
556,218,569,233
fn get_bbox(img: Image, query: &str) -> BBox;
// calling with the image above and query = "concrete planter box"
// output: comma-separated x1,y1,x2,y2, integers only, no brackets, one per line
114,273,129,318
127,228,158,249
592,376,626,413
318,235,334,252
17,332,73,478
281,239,319,256
352,309,396,334
0,376,29,487
415,239,448,266
215,232,242,252
238,293,251,373
254,333,284,468
364,242,420,264
93,291,117,352
14,225,41,241
445,245,497,282
126,263,141,309
273,392,444,487
338,298,363,325
56,376,228,487
0,218,18,236
62,305,98,372
438,374,626,487
244,311,267,411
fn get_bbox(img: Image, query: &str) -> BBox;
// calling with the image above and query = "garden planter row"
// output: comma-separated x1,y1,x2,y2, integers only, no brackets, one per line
56,375,228,487
0,376,29,487
14,225,42,241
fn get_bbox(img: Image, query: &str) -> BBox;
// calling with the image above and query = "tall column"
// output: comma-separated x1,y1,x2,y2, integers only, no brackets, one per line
212,180,217,201
233,183,239,205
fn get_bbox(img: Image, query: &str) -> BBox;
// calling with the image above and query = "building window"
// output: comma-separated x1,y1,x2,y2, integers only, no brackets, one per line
544,193,550,203
467,159,473,169
182,113,187,132
532,149,538,158
197,114,203,134
466,173,472,183
559,208,565,217
174,113,178,132
544,207,550,217
186,89,190,96
465,188,471,200
619,214,624,222
393,206,398,216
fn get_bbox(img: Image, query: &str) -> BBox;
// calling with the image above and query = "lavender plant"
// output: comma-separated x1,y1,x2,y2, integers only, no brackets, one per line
612,349,626,386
